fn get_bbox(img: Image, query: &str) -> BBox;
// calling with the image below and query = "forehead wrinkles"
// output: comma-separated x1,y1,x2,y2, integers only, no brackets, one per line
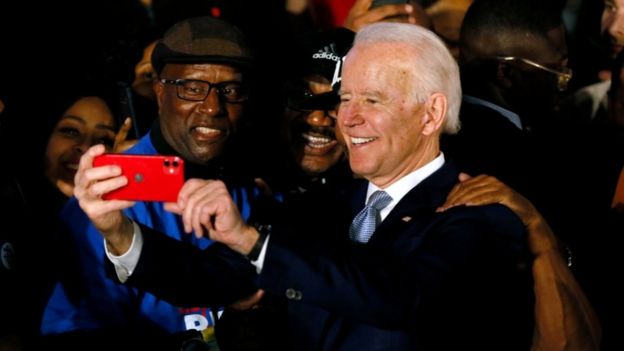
343,46,416,96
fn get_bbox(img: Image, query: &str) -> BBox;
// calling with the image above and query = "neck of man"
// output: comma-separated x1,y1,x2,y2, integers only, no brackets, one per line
368,141,440,189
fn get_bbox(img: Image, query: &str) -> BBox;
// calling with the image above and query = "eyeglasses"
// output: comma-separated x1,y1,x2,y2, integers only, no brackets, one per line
495,56,573,92
160,78,249,103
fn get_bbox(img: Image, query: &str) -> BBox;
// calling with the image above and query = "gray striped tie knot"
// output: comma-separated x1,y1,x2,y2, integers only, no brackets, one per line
349,190,393,243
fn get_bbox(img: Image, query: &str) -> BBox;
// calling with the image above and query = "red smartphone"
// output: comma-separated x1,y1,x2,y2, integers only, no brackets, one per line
93,154,185,202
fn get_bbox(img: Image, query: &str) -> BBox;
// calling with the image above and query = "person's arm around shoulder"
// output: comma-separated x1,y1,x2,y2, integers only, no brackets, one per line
438,174,601,351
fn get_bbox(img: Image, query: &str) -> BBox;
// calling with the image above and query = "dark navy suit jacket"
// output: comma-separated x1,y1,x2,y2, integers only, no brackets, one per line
258,161,534,350
123,162,534,350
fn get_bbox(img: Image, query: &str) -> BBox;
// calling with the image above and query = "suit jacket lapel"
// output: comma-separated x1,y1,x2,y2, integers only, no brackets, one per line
369,162,460,245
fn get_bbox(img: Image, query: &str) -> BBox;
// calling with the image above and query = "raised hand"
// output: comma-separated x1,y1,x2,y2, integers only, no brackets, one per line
343,0,426,32
164,179,260,255
73,144,136,254
113,117,138,153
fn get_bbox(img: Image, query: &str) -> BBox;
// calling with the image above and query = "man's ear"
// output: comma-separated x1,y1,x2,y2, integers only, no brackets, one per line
421,92,447,136
496,62,513,89
154,77,165,108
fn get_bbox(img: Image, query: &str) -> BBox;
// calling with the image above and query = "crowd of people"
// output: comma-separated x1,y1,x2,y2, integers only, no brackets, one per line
1,0,622,350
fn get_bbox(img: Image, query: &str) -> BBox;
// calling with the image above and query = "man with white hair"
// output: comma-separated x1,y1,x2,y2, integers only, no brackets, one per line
78,23,534,350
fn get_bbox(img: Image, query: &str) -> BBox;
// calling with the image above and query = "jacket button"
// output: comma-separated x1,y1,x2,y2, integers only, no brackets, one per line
285,288,302,300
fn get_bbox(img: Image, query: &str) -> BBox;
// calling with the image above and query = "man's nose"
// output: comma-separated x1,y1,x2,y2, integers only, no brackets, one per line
197,88,224,115
306,110,335,127
337,102,363,127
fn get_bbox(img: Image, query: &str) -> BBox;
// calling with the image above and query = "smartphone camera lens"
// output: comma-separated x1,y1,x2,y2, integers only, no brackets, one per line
164,160,170,167
173,160,179,168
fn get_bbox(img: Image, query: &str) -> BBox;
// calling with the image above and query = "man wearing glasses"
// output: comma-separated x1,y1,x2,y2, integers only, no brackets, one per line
442,0,574,214
41,17,264,349
442,1,608,348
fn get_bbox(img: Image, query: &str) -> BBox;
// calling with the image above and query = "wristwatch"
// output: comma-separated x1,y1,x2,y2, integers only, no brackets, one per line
246,224,271,261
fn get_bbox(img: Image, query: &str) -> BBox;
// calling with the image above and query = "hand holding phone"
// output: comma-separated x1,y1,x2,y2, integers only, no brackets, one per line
93,154,185,202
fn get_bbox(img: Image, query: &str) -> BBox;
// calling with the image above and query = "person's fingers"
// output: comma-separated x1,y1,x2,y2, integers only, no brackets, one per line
192,184,231,237
451,175,520,209
178,179,211,232
458,172,473,182
363,3,413,23
177,180,230,237
186,183,217,224
196,203,217,239
453,189,503,207
443,176,478,206
444,172,480,200
441,185,489,210
78,144,106,173
351,0,374,13
177,179,210,206
113,117,132,152
74,146,118,200
82,165,123,188
191,194,212,238
89,175,128,198
450,176,501,203
439,174,498,211
344,0,375,31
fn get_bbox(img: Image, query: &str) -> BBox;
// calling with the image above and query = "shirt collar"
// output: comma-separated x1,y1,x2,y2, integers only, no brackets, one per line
463,95,523,130
367,153,445,220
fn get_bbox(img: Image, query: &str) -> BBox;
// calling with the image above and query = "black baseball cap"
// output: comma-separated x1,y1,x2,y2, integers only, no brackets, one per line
287,27,354,111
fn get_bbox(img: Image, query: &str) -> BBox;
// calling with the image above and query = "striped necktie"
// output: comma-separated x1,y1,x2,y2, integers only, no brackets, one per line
349,190,393,243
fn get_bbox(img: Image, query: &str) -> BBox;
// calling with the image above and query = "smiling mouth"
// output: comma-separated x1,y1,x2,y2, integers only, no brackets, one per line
301,132,339,154
350,136,376,146
303,133,336,147
192,126,223,141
